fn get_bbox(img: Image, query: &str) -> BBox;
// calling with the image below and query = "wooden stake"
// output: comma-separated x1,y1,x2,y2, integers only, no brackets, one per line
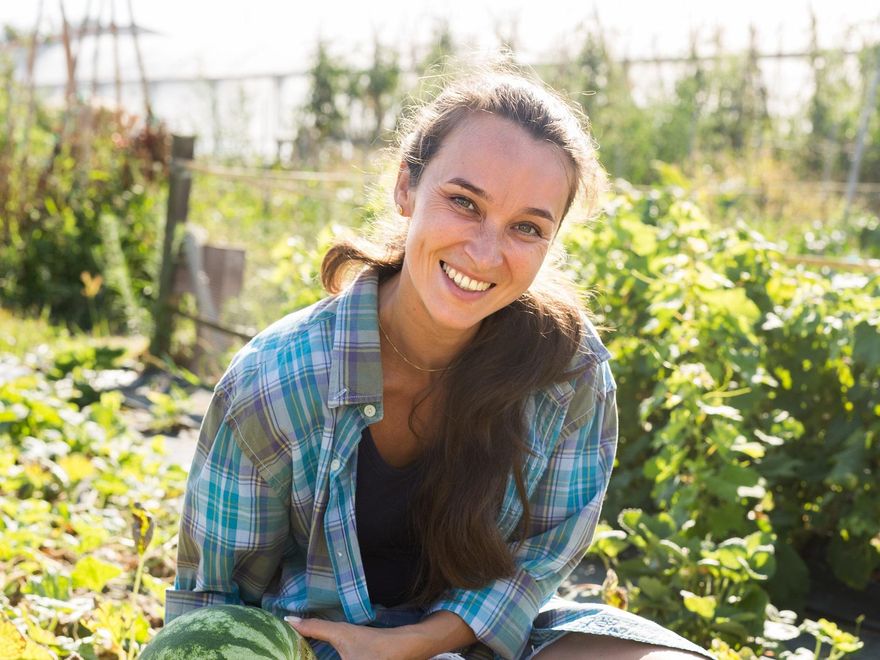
151,135,196,358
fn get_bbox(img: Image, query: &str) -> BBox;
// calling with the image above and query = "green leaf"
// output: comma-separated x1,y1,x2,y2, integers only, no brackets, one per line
711,618,750,641
828,533,880,589
700,288,761,325
825,433,866,489
88,169,111,182
23,574,72,600
618,216,658,257
71,555,123,593
589,525,628,559
638,576,670,601
766,542,809,610
852,321,880,370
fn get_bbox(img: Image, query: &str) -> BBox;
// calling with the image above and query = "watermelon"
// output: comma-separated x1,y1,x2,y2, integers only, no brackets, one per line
139,604,317,659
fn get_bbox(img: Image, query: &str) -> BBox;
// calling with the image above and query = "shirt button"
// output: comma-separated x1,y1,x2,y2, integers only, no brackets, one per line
330,459,341,471
363,404,377,418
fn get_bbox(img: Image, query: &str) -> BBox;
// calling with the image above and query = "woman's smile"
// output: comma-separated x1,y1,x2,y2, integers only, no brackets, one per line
440,261,496,293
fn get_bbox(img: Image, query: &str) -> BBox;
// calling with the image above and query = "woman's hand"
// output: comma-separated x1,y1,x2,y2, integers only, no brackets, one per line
285,617,415,660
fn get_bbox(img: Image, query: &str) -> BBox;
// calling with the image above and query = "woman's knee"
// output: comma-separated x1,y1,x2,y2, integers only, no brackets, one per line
532,632,706,660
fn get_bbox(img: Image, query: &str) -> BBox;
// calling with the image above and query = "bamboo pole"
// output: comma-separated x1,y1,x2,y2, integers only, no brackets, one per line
109,0,122,119
167,306,255,342
1,69,14,244
18,0,43,150
91,0,105,99
126,0,153,123
74,0,95,183
844,45,880,218
58,0,77,104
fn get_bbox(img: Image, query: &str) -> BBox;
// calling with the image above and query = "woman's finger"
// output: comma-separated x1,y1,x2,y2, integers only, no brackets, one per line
285,616,343,644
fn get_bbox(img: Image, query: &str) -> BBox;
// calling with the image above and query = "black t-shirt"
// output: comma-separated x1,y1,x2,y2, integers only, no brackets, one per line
354,426,422,607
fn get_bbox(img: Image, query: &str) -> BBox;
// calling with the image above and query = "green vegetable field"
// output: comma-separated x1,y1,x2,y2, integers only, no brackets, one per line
2,14,879,659
1,184,875,657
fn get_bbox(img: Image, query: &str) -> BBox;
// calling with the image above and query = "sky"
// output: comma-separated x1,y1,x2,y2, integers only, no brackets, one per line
4,0,879,80
3,1,878,156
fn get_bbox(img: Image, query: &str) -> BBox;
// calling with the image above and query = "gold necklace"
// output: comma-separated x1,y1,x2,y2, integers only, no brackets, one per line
378,320,449,373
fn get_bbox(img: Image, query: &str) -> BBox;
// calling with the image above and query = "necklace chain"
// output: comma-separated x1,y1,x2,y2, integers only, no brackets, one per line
378,320,449,373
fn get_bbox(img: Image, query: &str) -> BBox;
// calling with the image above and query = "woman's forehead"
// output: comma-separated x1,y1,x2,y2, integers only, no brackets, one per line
426,113,573,217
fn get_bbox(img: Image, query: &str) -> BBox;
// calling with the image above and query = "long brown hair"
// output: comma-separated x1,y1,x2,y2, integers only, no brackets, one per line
321,65,606,605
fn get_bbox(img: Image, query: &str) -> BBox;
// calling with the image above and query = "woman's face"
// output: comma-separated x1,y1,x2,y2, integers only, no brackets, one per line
394,112,573,334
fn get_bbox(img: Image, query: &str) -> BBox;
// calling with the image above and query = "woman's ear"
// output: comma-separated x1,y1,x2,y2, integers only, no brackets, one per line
393,161,413,216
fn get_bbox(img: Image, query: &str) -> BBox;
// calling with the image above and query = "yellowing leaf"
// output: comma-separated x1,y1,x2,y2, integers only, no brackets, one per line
24,619,58,648
0,619,27,660
22,463,50,489
150,435,167,455
130,503,155,556
681,590,717,619
20,638,55,660
600,569,629,610
57,454,96,482
72,555,123,593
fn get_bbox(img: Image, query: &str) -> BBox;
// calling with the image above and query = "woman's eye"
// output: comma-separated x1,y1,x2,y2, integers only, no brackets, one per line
515,222,542,238
451,196,476,212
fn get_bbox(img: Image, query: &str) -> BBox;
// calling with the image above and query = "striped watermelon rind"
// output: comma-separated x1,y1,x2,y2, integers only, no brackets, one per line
139,604,317,659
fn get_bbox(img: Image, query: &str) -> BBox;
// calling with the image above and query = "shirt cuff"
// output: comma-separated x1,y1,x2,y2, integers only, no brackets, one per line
424,567,547,659
164,589,244,623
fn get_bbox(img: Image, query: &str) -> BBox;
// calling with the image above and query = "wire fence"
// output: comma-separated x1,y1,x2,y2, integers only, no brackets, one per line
151,138,880,372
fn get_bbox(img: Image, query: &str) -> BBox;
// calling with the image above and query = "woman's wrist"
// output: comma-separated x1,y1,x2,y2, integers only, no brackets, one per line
394,611,478,659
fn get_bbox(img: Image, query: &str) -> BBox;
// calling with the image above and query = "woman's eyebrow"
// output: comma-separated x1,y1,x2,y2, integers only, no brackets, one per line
446,177,557,224
447,177,491,200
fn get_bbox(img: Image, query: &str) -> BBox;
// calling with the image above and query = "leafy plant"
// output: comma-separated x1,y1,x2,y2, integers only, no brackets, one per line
575,185,877,654
0,58,166,333
0,336,186,658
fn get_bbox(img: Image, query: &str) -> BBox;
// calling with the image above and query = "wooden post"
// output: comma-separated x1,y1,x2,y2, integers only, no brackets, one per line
150,135,195,357
180,227,230,367
844,45,880,219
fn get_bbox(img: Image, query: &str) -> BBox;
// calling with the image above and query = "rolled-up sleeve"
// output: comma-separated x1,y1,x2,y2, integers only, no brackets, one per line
425,361,618,659
165,390,290,622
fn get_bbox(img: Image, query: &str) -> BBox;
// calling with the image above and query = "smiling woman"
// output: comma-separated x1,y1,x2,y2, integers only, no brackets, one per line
392,111,572,335
163,64,712,660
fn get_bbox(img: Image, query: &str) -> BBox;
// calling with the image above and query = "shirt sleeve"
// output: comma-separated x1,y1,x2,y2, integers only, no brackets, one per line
165,389,290,623
424,360,619,659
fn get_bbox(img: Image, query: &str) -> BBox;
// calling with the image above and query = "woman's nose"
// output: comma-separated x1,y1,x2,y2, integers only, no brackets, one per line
463,223,504,270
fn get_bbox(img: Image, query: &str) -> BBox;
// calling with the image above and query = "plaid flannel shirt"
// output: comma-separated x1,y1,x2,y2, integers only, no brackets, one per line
166,268,618,660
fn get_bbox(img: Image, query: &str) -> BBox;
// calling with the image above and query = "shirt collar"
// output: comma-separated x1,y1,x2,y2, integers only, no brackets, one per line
327,268,384,408
325,267,612,410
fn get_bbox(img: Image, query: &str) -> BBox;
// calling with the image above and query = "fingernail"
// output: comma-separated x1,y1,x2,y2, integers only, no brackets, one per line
284,615,302,624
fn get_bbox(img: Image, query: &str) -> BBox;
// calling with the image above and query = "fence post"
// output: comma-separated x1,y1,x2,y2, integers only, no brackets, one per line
150,134,195,357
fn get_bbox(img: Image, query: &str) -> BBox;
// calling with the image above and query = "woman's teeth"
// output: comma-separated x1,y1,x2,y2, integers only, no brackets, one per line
441,262,493,292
